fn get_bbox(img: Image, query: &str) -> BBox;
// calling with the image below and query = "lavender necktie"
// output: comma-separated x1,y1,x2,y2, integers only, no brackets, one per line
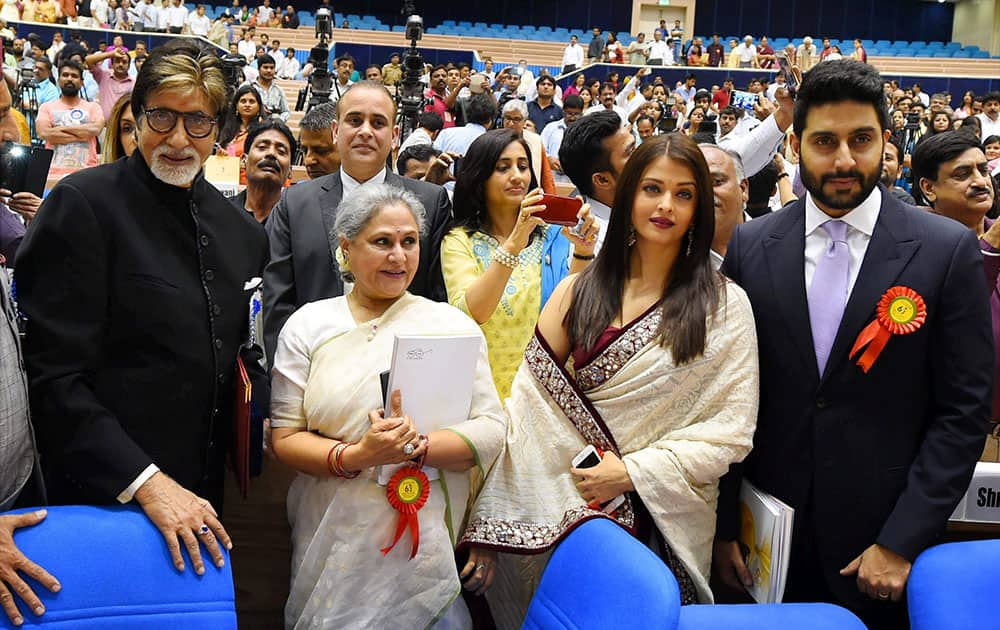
808,220,850,375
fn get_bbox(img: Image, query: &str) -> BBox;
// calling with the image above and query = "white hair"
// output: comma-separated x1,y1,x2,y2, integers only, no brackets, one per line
502,99,529,118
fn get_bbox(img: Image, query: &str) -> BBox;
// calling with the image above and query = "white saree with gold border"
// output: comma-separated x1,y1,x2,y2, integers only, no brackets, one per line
462,281,760,628
270,293,506,629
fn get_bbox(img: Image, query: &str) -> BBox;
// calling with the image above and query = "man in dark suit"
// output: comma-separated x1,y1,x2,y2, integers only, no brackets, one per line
264,81,451,363
16,40,267,577
713,60,992,628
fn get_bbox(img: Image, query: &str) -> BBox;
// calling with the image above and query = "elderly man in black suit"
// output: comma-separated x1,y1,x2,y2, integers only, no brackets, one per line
16,40,268,578
713,60,992,629
264,80,451,363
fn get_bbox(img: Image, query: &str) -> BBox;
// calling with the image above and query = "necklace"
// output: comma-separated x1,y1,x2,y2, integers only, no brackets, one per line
347,293,385,342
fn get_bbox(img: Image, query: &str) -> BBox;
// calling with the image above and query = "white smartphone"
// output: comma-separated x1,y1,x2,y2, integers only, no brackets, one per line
571,445,626,514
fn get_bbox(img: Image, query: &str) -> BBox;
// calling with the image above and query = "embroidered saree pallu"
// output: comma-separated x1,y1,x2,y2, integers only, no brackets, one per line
462,283,761,628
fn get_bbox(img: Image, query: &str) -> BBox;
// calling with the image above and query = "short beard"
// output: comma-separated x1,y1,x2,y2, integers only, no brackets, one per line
800,152,882,211
149,145,203,187
61,84,80,98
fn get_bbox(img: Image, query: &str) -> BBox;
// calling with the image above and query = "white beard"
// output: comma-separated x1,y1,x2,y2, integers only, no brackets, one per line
149,146,203,187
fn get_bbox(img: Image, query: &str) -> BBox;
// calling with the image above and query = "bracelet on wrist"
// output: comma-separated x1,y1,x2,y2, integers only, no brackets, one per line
493,246,520,269
777,172,789,179
328,441,360,479
573,252,596,261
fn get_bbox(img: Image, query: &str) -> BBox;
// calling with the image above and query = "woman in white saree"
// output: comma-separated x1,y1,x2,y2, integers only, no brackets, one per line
459,134,761,628
270,184,506,629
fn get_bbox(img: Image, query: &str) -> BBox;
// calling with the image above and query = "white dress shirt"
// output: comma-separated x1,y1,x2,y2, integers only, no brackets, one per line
278,56,300,79
804,186,881,292
540,119,567,158
584,103,630,127
187,11,210,35
168,4,188,27
719,114,785,178
561,43,584,68
648,40,670,63
977,113,1000,142
585,196,612,253
341,167,387,198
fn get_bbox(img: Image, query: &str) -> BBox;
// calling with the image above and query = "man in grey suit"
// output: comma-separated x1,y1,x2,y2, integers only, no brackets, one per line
264,81,452,362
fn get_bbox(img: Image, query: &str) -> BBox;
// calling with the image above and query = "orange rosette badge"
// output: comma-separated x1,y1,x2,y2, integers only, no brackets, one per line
381,466,430,560
850,286,926,373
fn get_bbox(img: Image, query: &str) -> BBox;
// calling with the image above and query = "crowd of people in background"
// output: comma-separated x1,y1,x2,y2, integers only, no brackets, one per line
0,8,999,630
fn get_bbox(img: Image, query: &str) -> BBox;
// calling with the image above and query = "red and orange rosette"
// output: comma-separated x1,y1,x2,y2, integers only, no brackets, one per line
849,286,926,373
381,466,430,560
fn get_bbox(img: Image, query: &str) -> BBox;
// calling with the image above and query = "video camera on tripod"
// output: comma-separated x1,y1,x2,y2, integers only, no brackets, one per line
294,7,335,112
397,14,426,140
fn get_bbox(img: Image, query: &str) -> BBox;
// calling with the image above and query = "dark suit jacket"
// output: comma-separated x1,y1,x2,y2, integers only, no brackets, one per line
718,188,992,608
16,153,268,506
263,170,451,364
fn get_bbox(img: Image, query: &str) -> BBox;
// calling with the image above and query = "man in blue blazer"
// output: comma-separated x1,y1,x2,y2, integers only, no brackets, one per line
713,61,992,628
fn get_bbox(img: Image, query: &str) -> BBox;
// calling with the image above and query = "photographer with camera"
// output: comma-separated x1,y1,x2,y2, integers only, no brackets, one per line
22,56,59,107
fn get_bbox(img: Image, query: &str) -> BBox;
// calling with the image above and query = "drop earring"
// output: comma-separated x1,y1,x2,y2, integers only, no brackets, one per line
627,226,636,247
686,227,694,257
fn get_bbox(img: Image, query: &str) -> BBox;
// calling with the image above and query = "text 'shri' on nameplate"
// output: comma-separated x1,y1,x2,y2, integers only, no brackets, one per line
951,462,1000,523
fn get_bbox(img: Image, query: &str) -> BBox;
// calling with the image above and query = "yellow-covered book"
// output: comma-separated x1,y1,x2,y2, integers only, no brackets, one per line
739,480,794,603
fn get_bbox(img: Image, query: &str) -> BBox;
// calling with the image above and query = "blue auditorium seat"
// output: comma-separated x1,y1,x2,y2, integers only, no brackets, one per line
953,50,972,58
879,50,897,57
457,21,471,28
876,39,891,46
933,51,953,58
908,540,1000,630
441,19,456,27
678,604,867,629
1,505,235,629
911,40,927,47
973,50,990,58
523,519,681,629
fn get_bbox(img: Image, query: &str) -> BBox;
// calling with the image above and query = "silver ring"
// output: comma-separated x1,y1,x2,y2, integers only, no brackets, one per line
198,524,210,536
476,563,486,572
877,591,890,600
403,443,415,455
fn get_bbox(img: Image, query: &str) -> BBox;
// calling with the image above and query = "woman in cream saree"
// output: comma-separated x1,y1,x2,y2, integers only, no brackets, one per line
270,186,506,629
460,135,760,628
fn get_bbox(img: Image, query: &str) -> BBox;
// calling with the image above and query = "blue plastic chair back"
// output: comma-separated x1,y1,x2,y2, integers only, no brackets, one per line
523,518,681,629
679,603,867,629
0,505,235,629
908,540,1000,630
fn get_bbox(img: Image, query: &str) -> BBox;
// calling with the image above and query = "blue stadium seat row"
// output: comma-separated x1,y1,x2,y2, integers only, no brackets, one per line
211,9,993,57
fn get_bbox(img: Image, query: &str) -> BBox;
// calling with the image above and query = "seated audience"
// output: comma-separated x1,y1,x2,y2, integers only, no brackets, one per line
441,129,597,400
270,183,505,628
461,134,759,628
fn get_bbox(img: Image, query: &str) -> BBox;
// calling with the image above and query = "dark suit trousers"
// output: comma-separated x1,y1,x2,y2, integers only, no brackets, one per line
784,500,910,630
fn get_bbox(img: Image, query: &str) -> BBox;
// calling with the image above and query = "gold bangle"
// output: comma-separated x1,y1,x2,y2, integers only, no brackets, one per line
493,246,519,269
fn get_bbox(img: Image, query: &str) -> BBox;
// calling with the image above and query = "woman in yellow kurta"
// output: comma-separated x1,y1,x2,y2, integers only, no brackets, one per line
441,129,598,401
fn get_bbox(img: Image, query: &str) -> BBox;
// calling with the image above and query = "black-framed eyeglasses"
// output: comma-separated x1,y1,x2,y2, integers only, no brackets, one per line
141,108,218,139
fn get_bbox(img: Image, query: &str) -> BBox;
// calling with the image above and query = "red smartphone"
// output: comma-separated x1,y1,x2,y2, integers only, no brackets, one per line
537,194,583,227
